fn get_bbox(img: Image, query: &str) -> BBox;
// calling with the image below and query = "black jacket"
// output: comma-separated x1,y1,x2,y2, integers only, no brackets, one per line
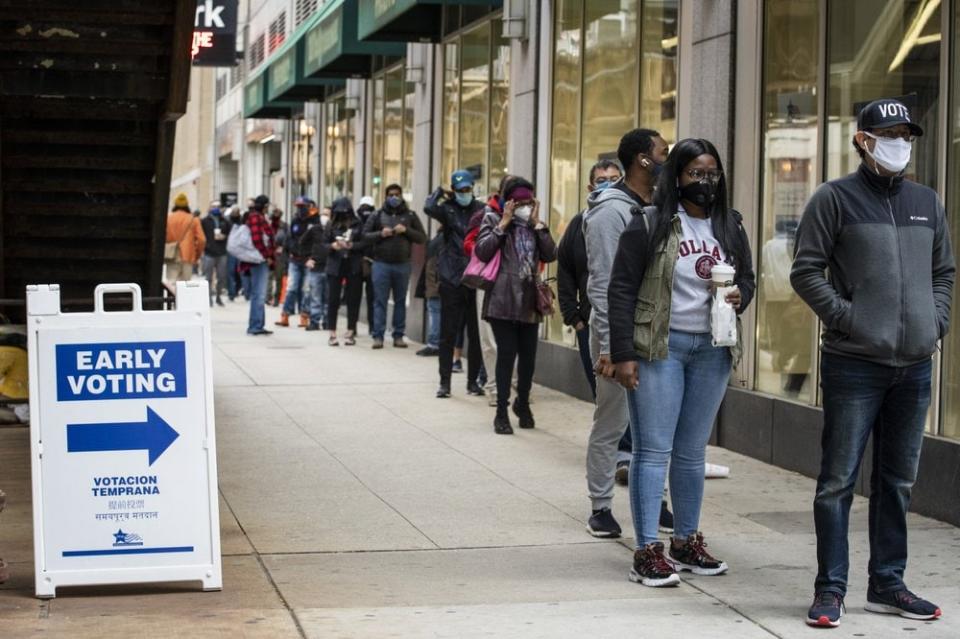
424,188,486,287
362,203,427,263
321,217,367,277
556,209,590,327
201,214,232,258
300,223,328,272
287,211,321,262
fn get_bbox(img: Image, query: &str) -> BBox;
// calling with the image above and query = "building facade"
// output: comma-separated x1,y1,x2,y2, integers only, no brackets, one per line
175,0,960,524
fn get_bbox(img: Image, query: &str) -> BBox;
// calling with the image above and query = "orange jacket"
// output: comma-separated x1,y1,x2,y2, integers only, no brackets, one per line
166,210,206,263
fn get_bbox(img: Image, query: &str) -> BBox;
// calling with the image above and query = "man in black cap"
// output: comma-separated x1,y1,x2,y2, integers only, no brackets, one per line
792,98,953,627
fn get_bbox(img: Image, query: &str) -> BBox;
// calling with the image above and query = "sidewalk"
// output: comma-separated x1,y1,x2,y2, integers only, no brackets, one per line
1,299,958,638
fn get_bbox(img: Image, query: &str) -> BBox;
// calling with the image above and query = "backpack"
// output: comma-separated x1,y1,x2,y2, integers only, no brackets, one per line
226,224,265,264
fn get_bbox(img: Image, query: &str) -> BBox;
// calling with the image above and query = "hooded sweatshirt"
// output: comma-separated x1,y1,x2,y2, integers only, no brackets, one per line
582,182,648,354
791,163,955,367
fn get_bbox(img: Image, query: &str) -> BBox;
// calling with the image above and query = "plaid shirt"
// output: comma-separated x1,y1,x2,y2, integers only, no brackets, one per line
239,209,275,272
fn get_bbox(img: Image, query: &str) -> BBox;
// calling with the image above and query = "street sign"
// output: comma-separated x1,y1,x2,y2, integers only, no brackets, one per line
27,282,222,598
192,0,238,67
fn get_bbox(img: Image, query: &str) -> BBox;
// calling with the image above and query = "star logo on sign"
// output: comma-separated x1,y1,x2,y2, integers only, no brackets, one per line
113,529,127,544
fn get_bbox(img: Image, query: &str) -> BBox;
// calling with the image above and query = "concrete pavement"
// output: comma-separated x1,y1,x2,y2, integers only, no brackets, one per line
1,299,958,638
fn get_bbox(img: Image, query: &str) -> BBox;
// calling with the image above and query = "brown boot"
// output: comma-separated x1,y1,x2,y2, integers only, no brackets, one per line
298,313,309,328
275,312,290,327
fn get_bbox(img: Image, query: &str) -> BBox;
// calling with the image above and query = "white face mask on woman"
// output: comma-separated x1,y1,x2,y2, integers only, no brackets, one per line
862,132,912,174
513,205,532,223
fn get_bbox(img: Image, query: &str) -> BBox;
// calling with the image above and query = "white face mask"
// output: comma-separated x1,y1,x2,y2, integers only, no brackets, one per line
863,132,912,174
320,214,330,226
513,205,532,223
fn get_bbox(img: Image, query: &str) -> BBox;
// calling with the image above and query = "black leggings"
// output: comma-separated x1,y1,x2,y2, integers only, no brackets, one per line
326,274,362,332
439,283,480,386
488,318,539,412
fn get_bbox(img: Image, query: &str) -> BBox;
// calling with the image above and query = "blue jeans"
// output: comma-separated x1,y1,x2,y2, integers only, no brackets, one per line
307,270,328,326
371,261,411,339
625,330,731,546
814,352,931,596
246,263,269,333
282,260,308,315
427,297,441,348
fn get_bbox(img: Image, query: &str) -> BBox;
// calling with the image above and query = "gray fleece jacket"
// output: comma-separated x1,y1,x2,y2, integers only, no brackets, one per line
791,164,955,367
583,185,645,354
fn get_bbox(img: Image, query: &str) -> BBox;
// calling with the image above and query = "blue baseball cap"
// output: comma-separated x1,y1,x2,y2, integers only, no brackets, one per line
451,170,474,189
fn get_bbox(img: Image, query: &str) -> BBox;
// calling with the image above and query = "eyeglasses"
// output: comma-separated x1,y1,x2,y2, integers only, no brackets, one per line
866,130,916,143
686,168,723,183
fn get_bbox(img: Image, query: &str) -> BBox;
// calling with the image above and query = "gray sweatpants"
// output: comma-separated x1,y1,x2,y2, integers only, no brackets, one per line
586,325,630,511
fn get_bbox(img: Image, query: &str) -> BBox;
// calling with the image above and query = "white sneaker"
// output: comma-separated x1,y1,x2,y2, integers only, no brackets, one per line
705,462,730,479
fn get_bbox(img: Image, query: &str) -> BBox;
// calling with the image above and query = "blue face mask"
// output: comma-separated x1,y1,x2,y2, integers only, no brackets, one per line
593,180,613,192
455,192,474,207
386,196,402,209
649,160,664,178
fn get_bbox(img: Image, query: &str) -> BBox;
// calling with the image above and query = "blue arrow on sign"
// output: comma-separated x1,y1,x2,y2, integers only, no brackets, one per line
67,407,180,466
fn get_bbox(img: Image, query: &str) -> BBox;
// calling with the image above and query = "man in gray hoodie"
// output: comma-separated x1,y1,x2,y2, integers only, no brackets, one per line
582,129,669,538
792,98,954,628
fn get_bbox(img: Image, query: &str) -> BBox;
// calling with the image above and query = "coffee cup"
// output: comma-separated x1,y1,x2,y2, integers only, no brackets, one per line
711,263,736,286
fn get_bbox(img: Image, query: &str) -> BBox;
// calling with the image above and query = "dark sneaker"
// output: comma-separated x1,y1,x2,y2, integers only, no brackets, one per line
305,322,320,331
372,338,384,349
615,460,629,486
452,360,463,373
668,532,728,576
587,508,621,538
865,586,942,621
436,385,451,399
416,346,439,356
806,591,845,627
248,329,273,336
629,542,680,587
512,399,535,429
466,382,486,396
393,337,408,348
659,500,674,533
215,297,225,307
494,412,513,435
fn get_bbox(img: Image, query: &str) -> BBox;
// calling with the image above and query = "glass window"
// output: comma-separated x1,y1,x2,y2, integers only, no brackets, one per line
941,5,960,440
754,0,820,402
441,42,460,184
639,0,677,143
323,97,354,206
403,76,415,198
383,65,405,196
371,75,385,204
489,19,511,199
460,22,492,195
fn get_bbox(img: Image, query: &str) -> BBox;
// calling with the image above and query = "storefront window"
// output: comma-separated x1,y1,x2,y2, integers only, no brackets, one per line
371,75,385,204
755,0,819,402
441,18,510,199
547,0,678,342
370,62,415,205
941,4,960,440
383,65,405,193
323,97,355,206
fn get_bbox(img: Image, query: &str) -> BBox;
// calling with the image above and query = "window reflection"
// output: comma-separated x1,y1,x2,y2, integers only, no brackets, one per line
324,98,354,205
441,42,460,183
460,23,492,195
941,2,960,440
755,0,819,401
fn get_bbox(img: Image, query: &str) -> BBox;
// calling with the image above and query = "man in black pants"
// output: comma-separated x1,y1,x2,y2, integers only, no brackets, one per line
425,170,486,398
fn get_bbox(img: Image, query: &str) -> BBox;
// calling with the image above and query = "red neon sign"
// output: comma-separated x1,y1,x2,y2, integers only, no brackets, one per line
192,31,214,58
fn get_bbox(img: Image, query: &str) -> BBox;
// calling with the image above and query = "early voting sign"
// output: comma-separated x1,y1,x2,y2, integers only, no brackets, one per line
27,282,222,598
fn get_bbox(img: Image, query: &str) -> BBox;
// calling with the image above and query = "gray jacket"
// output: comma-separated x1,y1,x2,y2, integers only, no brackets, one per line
791,164,956,367
583,185,642,354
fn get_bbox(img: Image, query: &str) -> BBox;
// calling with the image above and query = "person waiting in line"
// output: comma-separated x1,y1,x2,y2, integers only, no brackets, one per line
581,132,674,540
607,138,755,587
425,170,487,398
164,192,205,285
791,98,951,628
266,207,288,306
300,210,331,332
474,177,557,434
276,196,320,328
364,184,427,349
226,205,244,301
200,200,231,307
242,195,277,336
321,198,367,346
414,234,443,357
356,196,378,333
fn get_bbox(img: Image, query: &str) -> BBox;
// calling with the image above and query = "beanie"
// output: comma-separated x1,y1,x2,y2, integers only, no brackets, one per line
173,192,189,210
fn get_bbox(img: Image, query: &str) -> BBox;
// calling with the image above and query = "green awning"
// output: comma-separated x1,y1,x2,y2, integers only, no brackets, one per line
358,0,501,43
267,39,345,102
303,0,405,79
243,71,296,119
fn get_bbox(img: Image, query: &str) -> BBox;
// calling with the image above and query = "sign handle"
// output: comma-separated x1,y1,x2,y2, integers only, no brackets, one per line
93,283,143,314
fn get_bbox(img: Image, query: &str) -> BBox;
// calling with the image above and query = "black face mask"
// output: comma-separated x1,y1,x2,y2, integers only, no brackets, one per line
679,180,717,208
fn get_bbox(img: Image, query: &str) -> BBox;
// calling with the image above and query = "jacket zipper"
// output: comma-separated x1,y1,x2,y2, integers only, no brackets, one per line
885,194,904,366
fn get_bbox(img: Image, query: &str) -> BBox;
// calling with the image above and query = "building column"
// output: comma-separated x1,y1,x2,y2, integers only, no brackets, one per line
506,1,540,184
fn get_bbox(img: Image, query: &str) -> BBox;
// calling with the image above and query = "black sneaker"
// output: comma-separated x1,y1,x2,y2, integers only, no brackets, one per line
629,542,680,587
436,385,451,399
248,329,273,336
615,460,629,486
659,500,674,533
305,322,320,331
494,412,513,435
416,346,439,356
865,586,942,621
668,532,728,576
452,360,463,373
512,399,535,429
806,591,845,628
587,508,621,538
466,382,486,396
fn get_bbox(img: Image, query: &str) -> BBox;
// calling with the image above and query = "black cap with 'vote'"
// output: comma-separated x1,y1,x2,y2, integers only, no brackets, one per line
856,98,924,136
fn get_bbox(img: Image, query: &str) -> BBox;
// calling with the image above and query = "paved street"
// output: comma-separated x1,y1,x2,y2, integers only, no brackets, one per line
1,300,958,638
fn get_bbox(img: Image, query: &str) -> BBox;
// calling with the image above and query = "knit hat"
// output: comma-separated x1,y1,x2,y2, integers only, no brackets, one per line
173,192,189,209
